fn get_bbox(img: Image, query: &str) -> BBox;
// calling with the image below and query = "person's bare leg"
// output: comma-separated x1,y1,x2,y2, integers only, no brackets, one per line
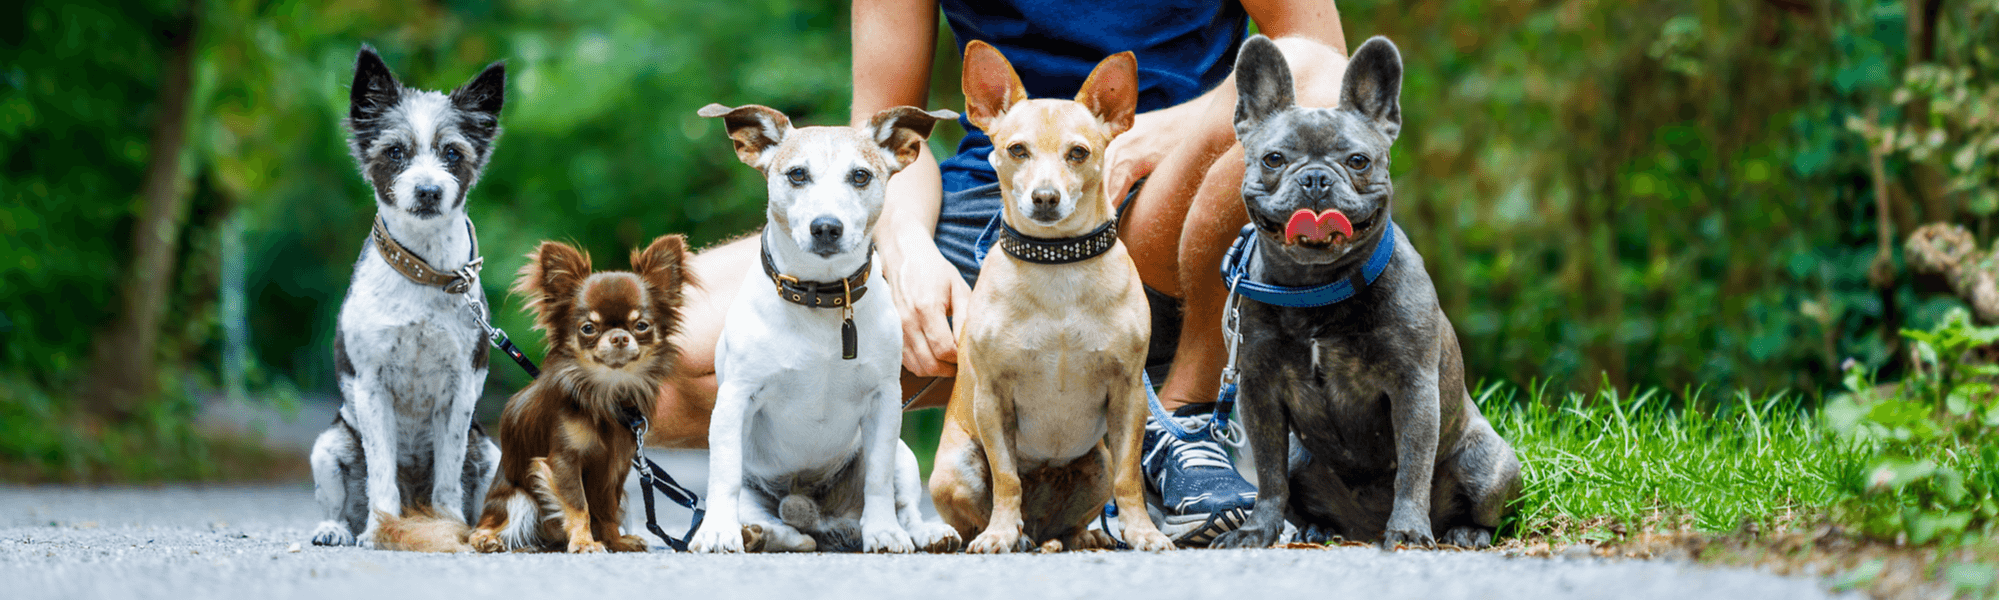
647,235,755,449
1140,37,1352,411
648,234,957,448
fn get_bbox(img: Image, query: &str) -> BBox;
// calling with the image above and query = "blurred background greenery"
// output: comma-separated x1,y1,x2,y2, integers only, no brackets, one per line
0,0,1992,481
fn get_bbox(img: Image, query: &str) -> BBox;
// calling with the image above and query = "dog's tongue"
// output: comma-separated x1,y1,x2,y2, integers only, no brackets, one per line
1284,209,1354,245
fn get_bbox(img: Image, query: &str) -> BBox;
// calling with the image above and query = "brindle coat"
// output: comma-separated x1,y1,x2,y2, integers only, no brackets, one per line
1209,36,1521,550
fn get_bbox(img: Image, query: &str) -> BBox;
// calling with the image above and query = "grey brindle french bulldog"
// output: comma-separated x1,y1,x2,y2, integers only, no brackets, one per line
1208,35,1522,550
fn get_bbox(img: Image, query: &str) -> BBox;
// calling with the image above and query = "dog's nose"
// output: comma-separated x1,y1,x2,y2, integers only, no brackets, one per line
809,217,844,245
1030,188,1060,209
1295,168,1335,197
608,331,632,348
414,184,443,204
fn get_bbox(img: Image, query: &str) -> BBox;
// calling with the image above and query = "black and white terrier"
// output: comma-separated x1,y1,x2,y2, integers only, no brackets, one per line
309,45,507,548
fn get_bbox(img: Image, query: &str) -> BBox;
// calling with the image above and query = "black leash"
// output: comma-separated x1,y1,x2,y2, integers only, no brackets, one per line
466,293,704,551
625,413,706,552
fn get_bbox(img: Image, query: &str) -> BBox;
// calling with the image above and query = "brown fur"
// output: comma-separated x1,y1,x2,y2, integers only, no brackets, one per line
386,235,693,553
928,42,1174,553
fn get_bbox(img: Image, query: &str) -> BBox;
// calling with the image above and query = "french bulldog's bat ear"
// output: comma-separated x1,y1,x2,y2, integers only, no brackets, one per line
1339,36,1403,141
1232,35,1294,140
630,234,694,323
961,40,1027,133
451,60,506,116
1076,51,1137,138
867,106,960,173
698,103,793,171
513,241,591,333
350,44,403,125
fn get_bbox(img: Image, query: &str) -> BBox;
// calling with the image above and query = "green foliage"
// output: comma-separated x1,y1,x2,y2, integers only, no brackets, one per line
1824,308,1999,545
1343,0,1998,393
1488,380,1858,538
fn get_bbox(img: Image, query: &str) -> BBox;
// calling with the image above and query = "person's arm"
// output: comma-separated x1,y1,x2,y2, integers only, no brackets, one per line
1104,0,1347,204
852,0,968,377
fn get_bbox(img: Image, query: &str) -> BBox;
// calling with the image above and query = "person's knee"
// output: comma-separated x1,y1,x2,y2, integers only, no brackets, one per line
1266,36,1348,107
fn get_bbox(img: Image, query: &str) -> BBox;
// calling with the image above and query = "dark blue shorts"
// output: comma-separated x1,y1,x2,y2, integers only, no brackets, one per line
932,181,1182,372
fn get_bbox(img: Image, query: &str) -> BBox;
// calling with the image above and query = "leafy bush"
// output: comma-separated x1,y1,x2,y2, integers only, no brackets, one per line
1825,308,1999,545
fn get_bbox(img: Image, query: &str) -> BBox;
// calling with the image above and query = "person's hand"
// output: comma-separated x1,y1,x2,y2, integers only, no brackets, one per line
1103,109,1180,207
885,236,972,377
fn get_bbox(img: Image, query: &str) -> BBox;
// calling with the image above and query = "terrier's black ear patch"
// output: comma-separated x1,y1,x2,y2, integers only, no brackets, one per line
1233,35,1295,141
1339,36,1403,140
452,61,506,117
350,45,403,125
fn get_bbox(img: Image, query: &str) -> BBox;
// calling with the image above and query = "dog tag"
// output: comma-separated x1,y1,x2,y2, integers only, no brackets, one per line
841,316,858,360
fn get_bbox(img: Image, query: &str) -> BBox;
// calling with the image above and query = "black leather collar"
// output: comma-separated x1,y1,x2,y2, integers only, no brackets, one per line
760,239,871,309
998,219,1119,264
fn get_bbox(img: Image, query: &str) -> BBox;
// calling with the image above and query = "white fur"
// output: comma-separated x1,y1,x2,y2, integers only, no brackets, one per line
690,130,947,554
310,95,491,548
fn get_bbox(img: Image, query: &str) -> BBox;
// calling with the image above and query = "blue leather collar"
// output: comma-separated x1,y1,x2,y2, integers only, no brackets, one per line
1218,220,1399,308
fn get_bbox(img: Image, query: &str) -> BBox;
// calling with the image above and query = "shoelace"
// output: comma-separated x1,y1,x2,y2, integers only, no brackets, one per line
1145,414,1234,489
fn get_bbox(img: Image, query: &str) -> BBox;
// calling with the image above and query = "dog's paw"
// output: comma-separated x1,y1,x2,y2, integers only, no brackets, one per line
688,522,745,553
356,525,381,549
966,528,1023,554
1442,526,1493,549
310,521,355,547
1121,528,1176,552
467,528,506,553
861,523,915,554
1380,524,1436,550
607,534,650,553
1064,529,1114,551
907,522,962,553
567,538,606,554
1299,524,1340,544
1211,524,1280,549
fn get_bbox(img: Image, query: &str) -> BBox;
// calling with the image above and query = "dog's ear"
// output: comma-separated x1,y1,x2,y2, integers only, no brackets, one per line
1339,36,1403,141
513,241,592,334
961,40,1027,133
350,44,403,125
630,234,693,330
451,61,505,116
697,104,792,171
450,60,506,148
866,106,960,174
1233,35,1294,141
1075,51,1137,138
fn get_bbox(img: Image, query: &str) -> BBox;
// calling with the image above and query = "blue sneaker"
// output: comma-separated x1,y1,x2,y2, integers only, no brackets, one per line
1141,403,1256,546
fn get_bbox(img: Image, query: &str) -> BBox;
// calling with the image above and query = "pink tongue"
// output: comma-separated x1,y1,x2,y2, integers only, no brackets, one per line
1283,209,1354,245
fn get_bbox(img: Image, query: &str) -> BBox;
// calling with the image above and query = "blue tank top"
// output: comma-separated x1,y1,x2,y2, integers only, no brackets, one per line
937,0,1249,194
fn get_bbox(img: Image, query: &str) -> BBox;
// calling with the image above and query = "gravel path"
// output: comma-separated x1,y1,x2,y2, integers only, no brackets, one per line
1,481,1856,600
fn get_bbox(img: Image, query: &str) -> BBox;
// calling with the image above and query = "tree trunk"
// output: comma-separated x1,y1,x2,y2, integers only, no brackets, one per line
77,1,201,419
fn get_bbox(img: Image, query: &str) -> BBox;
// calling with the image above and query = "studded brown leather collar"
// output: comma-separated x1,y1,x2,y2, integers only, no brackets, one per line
372,215,482,294
760,239,870,309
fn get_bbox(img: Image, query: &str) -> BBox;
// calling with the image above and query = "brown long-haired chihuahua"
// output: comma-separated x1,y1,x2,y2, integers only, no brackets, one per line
461,235,692,553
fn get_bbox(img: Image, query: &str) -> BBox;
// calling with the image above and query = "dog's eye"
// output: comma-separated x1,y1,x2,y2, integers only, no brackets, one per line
1007,143,1029,160
386,145,405,161
1345,154,1371,171
443,147,462,165
1066,146,1089,163
580,322,597,336
848,169,872,188
786,167,809,187
634,320,649,332
1261,152,1285,169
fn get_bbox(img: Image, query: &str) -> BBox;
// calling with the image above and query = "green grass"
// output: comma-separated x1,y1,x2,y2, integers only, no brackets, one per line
1484,380,1864,539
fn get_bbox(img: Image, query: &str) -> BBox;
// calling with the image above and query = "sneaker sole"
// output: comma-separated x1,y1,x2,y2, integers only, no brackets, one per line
1157,508,1247,547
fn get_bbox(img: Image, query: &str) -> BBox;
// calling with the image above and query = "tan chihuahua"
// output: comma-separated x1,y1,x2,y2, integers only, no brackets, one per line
927,41,1174,553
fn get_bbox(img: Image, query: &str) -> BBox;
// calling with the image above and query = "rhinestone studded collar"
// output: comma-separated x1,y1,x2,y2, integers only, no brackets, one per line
371,215,482,294
997,219,1119,265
